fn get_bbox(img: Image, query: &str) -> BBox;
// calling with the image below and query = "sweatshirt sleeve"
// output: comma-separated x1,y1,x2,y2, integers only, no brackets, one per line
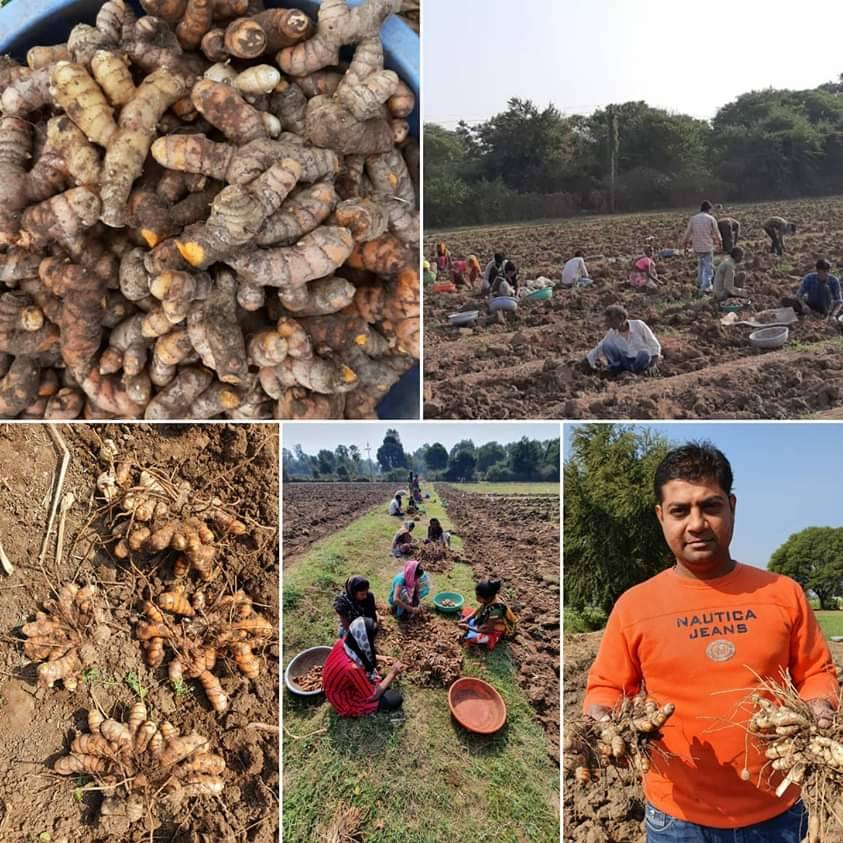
640,321,661,356
789,580,839,704
583,599,642,711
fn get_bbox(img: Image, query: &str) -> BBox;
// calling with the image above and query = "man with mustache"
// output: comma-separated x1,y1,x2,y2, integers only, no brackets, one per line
582,442,838,842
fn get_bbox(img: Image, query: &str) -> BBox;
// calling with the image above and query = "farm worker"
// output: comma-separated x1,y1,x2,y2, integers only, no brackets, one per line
388,492,404,517
585,304,661,375
333,575,379,637
490,261,519,297
797,258,842,316
466,255,483,288
582,442,838,841
458,579,518,650
323,617,404,716
407,470,414,488
434,241,451,273
712,247,747,303
425,517,451,548
683,200,723,292
561,251,592,288
388,560,430,618
763,216,797,257
716,216,740,253
481,253,506,294
391,520,416,557
422,259,436,286
628,246,659,289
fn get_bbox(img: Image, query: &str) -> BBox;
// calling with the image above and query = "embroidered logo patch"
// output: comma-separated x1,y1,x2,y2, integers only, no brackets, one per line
706,639,736,662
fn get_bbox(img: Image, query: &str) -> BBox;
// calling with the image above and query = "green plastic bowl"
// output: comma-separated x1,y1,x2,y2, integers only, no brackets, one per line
719,301,747,313
526,287,553,302
433,591,464,615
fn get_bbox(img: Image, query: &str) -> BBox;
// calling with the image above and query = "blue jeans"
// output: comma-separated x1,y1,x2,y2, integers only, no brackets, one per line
603,345,652,373
645,802,808,842
696,251,714,290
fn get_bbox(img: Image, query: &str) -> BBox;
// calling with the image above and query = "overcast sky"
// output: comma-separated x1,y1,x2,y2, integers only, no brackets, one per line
564,423,843,569
425,0,843,126
283,422,560,455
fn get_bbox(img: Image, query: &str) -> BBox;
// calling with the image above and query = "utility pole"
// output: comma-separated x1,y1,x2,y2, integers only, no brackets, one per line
364,442,374,480
608,105,618,214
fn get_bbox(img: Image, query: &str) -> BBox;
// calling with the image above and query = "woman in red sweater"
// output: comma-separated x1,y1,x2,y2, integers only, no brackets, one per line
322,617,404,717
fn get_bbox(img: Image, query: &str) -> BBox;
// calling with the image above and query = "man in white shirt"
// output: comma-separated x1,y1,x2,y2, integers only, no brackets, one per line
561,251,591,287
585,304,662,374
481,253,505,294
683,200,723,293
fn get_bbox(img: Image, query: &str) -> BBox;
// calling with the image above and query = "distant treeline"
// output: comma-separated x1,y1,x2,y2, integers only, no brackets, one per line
284,430,560,483
426,76,843,228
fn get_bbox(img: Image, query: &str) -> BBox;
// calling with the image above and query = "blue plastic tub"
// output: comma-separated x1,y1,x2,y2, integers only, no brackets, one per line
0,0,420,419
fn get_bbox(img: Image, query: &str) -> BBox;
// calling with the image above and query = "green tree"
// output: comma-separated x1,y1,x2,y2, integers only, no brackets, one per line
445,447,476,481
510,437,543,480
337,464,349,480
426,442,448,471
477,441,506,473
543,439,561,481
564,424,672,613
317,450,335,476
377,429,409,471
769,527,843,610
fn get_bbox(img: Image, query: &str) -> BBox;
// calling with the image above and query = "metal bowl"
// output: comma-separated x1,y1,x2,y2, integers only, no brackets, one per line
448,311,479,327
285,645,332,697
749,326,789,349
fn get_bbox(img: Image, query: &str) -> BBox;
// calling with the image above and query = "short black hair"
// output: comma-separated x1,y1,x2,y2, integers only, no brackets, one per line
653,442,733,502
575,249,584,258
494,252,504,263
731,246,744,261
817,258,831,271
476,579,502,599
701,200,713,212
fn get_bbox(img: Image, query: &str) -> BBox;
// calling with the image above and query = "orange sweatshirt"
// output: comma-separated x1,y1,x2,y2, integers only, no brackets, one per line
583,563,838,828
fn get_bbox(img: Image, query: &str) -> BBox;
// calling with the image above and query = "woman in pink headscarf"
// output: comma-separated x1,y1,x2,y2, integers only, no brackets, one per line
387,560,431,619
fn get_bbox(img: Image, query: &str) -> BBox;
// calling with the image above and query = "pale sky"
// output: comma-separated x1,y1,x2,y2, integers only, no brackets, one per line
564,423,843,569
425,0,843,126
282,422,560,455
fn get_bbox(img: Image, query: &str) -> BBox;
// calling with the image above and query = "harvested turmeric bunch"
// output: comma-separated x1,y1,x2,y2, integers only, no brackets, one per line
21,582,112,690
564,691,676,784
137,584,273,714
53,703,225,836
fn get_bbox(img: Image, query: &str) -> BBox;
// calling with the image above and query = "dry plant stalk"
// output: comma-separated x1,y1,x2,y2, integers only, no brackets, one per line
745,671,843,843
564,691,675,785
315,801,365,843
53,702,225,836
137,584,273,714
21,581,111,689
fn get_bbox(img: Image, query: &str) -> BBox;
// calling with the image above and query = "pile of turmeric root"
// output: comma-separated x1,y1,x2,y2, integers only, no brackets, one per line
14,440,277,832
0,0,419,419
563,692,676,784
53,702,226,836
747,686,843,843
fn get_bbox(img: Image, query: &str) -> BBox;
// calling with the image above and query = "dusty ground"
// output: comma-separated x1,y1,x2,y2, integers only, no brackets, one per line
562,633,843,842
424,197,843,419
282,482,397,562
438,484,560,759
0,424,279,843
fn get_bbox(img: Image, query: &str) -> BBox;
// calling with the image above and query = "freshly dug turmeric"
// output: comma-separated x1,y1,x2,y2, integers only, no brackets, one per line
564,692,676,784
0,0,417,419
21,582,112,691
137,584,273,714
53,703,225,835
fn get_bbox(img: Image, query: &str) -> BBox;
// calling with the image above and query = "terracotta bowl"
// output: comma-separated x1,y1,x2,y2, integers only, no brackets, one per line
448,677,507,734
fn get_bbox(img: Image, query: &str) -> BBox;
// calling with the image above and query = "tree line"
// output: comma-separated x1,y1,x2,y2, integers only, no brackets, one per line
426,75,843,228
564,425,843,630
284,429,560,483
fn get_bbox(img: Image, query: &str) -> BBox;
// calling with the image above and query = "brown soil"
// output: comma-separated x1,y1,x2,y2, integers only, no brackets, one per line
437,484,560,760
424,198,843,419
282,482,398,562
562,634,843,842
0,424,278,843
